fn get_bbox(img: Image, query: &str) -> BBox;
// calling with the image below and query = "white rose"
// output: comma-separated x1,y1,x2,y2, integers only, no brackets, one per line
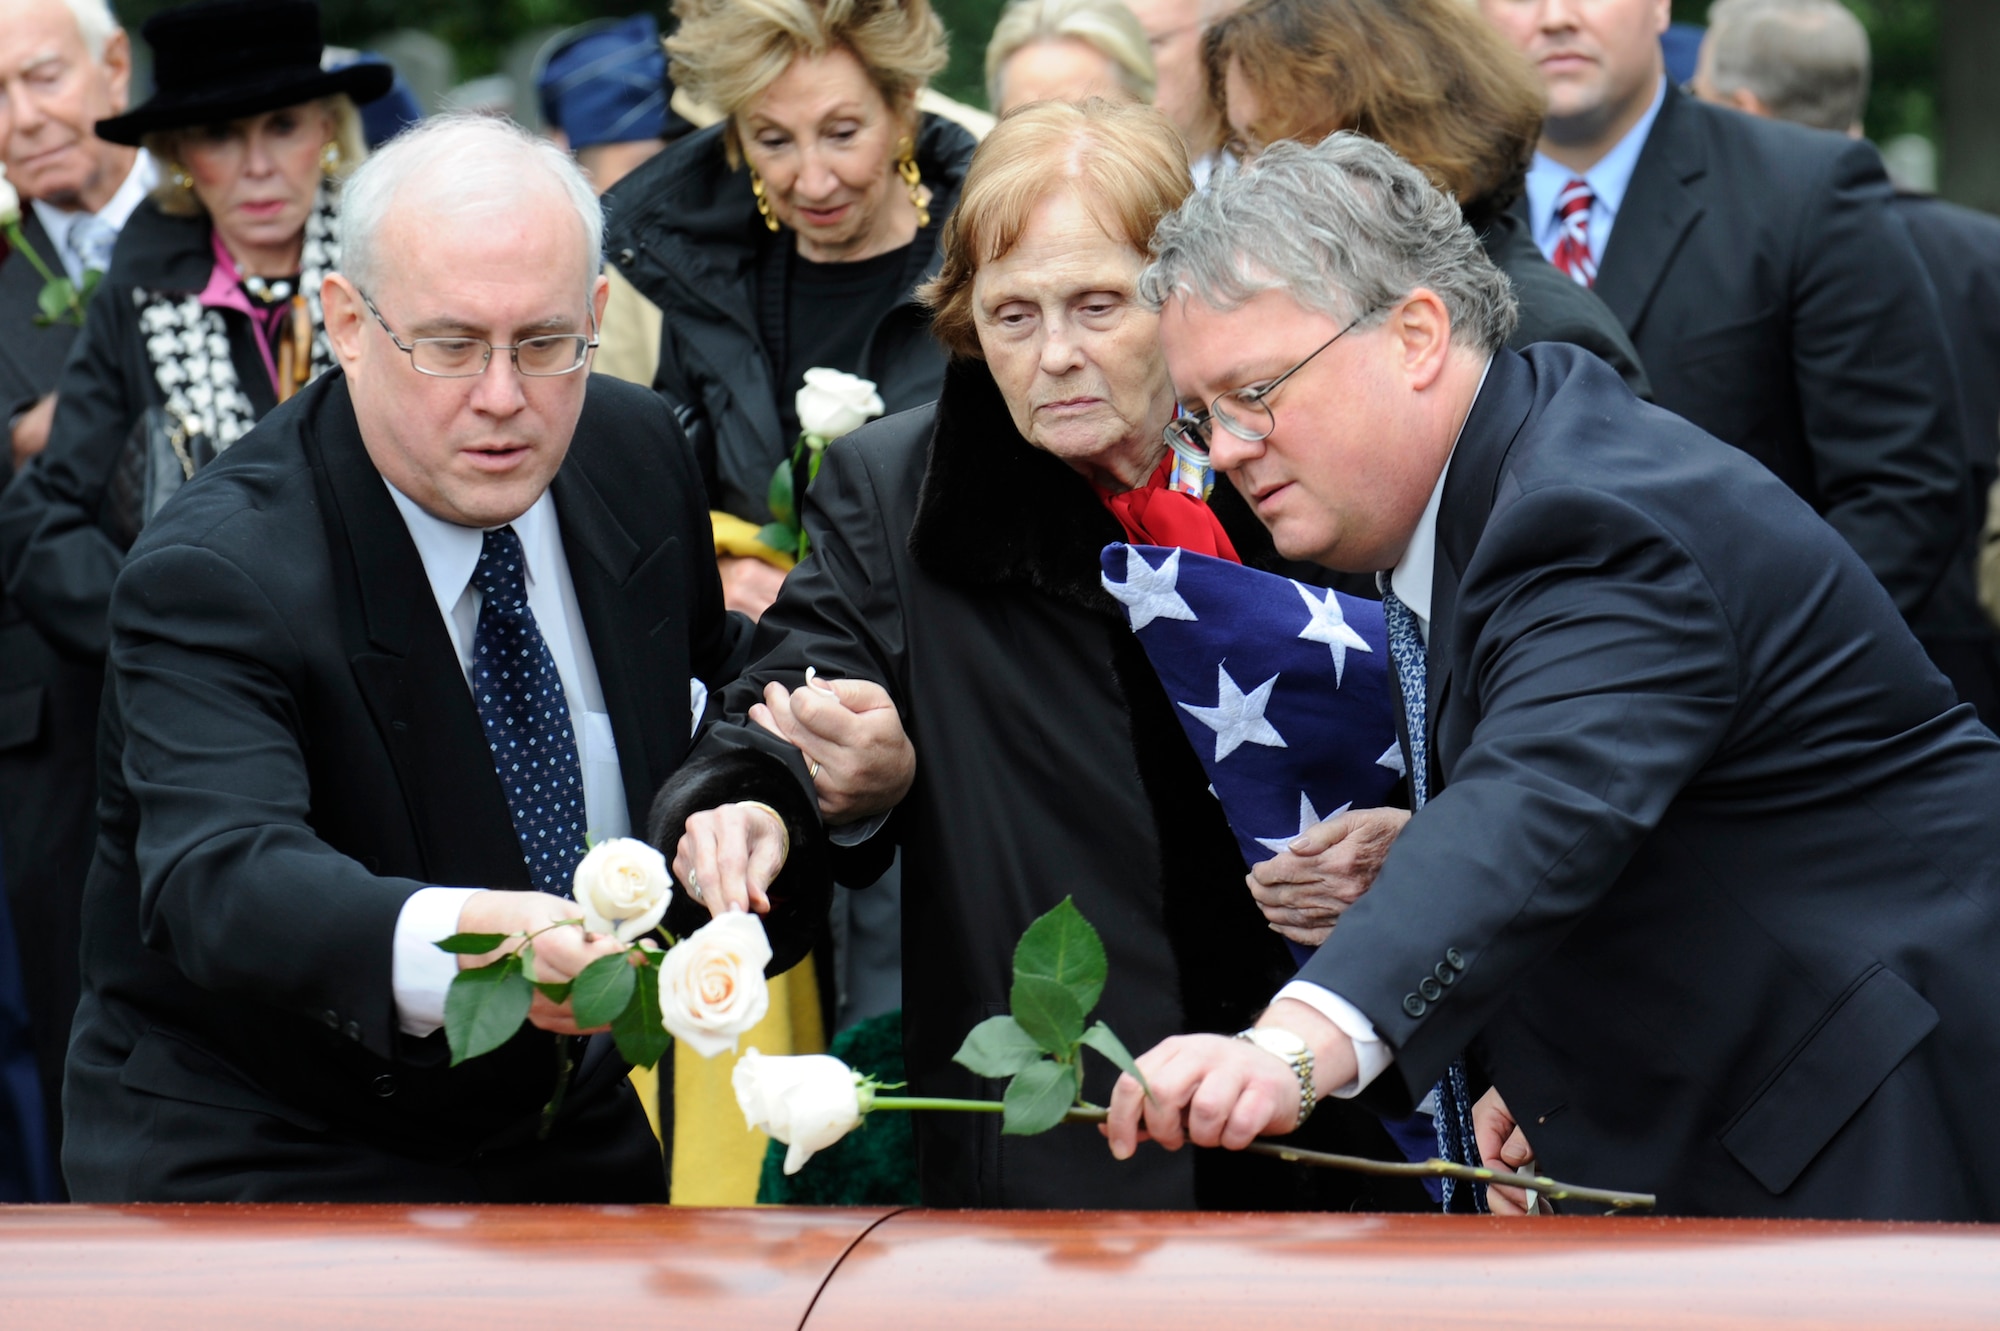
572,837,672,942
0,165,19,228
795,367,884,440
732,1048,866,1175
658,911,772,1057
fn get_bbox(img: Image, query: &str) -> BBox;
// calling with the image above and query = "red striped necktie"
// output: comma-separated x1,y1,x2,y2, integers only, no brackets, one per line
1550,177,1598,287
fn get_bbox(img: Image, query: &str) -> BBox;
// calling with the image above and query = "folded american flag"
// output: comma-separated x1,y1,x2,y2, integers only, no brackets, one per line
1100,543,1404,962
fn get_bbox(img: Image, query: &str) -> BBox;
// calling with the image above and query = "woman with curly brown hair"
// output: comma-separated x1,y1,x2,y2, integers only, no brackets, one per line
1205,0,1651,397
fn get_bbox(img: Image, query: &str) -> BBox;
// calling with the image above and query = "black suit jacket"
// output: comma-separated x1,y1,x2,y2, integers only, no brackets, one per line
63,371,752,1201
0,208,78,460
1303,345,2000,1220
0,205,108,1187
1585,88,1966,626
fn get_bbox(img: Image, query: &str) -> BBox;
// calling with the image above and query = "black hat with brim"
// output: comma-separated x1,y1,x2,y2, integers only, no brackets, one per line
96,0,394,147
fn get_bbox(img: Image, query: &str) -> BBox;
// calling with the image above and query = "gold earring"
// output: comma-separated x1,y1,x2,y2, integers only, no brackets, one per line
896,136,928,229
170,162,194,191
749,168,780,233
320,141,341,174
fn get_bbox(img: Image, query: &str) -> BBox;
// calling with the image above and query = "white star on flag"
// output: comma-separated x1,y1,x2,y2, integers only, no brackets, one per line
1180,662,1287,761
1101,545,1198,632
1376,741,1406,776
1294,582,1372,686
1255,793,1354,854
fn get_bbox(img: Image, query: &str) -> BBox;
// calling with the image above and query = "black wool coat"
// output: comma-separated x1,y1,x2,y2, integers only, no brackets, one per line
653,360,1431,1211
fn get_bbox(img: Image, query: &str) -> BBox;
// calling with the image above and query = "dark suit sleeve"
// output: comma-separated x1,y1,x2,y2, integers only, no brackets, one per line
651,433,910,963
0,289,138,659
1791,140,1966,619
1299,485,1739,1101
112,540,419,1060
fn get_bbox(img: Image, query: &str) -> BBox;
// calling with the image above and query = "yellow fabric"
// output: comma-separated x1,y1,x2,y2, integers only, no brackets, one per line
629,1062,663,1142
712,509,796,571
669,953,826,1205
592,265,664,388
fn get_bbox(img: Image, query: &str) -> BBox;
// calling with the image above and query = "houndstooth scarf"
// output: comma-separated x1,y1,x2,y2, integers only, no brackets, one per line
132,184,340,450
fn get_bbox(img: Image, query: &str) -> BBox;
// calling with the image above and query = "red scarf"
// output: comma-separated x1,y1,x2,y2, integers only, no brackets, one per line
1099,454,1241,563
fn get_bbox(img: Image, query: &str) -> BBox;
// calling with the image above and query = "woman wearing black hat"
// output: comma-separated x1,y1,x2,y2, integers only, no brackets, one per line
0,0,390,663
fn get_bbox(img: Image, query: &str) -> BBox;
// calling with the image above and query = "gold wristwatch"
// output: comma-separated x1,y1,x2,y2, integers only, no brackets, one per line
1235,1026,1317,1127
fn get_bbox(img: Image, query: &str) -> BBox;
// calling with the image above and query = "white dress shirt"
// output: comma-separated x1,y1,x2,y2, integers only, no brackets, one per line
385,483,632,1038
1524,77,1668,270
31,150,157,283
1271,360,1492,1101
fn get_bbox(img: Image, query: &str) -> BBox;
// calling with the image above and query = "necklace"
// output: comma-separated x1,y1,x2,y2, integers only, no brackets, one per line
242,275,295,303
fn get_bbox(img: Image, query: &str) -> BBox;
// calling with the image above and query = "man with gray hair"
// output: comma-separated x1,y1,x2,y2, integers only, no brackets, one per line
1692,0,1869,132
1692,0,2000,725
1103,132,2000,1220
60,115,777,1201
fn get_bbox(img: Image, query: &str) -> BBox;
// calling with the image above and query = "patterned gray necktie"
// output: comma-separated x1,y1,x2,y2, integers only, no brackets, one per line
67,214,116,278
470,526,587,895
1380,580,1488,1214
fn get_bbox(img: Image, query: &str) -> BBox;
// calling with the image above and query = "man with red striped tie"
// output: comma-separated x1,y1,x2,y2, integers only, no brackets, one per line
1479,0,1975,702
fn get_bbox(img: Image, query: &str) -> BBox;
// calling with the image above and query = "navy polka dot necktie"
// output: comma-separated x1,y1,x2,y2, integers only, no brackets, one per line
470,525,587,895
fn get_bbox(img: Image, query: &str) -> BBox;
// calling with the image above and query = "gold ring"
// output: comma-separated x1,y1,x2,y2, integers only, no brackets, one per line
807,758,821,780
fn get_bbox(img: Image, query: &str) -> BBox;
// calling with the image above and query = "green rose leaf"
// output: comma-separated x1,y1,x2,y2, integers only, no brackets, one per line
953,1014,1046,1079
570,951,638,1029
1002,1058,1079,1136
36,279,76,325
611,956,671,1070
1010,972,1085,1056
753,521,795,557
444,956,532,1066
434,931,510,955
1079,1020,1151,1098
531,980,573,1003
1012,896,1107,1017
767,456,796,526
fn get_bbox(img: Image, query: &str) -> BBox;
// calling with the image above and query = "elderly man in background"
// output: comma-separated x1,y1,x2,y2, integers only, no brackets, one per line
1104,132,2000,1220
986,0,1156,116
1690,0,2000,723
0,0,154,473
62,115,755,1202
0,0,154,1192
1120,0,1238,185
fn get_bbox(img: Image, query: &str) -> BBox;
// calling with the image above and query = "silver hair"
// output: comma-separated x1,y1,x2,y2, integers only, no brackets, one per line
1138,131,1518,352
1704,0,1870,133
337,114,604,297
985,0,1157,106
61,0,119,60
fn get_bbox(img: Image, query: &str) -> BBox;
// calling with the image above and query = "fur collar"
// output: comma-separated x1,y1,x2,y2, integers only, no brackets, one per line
907,357,1129,615
907,357,1313,607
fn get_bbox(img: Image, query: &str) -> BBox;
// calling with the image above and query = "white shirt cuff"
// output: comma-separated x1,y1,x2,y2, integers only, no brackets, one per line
1274,980,1395,1099
828,810,888,846
392,887,484,1038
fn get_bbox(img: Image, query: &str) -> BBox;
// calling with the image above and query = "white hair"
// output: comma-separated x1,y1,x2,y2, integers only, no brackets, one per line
1704,0,1871,133
337,114,605,296
61,0,119,60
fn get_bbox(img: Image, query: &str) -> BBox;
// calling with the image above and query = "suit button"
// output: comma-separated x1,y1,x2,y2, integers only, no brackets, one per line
1403,993,1427,1018
322,1010,340,1030
1419,977,1443,1002
343,1021,362,1042
1434,962,1457,987
1445,948,1467,972
371,1075,397,1098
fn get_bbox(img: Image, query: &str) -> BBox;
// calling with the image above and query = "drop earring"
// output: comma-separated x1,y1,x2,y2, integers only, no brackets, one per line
170,163,194,191
320,141,341,174
896,136,928,229
749,169,780,233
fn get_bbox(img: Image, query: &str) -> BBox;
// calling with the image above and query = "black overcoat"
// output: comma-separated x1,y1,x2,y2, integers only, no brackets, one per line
654,361,1430,1210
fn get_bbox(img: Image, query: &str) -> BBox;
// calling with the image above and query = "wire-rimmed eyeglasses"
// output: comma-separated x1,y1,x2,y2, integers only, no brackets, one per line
360,291,599,378
1163,309,1377,463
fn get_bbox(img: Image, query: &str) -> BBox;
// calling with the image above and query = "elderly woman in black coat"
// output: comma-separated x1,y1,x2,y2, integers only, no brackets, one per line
651,98,1426,1211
